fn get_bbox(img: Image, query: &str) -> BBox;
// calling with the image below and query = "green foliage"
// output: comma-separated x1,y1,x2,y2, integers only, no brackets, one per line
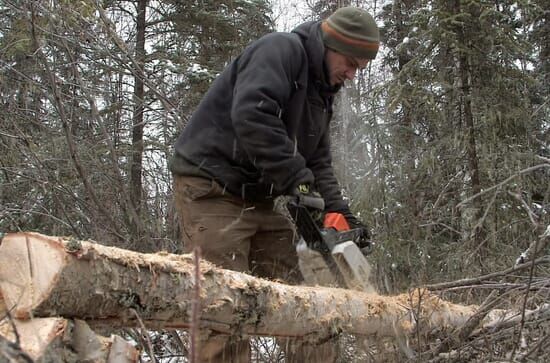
363,0,549,291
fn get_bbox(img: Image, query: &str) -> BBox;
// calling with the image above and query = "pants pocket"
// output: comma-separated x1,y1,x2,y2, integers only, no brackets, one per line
181,177,218,201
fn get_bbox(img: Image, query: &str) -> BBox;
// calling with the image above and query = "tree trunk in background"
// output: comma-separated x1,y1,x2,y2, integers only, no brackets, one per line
394,0,419,239
130,0,147,216
0,232,532,342
387,0,425,283
460,52,483,243
539,0,550,92
452,0,485,254
533,0,549,150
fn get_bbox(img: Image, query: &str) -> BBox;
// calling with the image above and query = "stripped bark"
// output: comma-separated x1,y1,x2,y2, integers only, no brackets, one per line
0,232,506,343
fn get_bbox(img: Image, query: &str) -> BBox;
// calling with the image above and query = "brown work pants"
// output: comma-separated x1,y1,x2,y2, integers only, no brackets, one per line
173,175,337,363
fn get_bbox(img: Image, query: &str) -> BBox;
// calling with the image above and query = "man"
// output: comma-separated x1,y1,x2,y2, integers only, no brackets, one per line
170,6,379,362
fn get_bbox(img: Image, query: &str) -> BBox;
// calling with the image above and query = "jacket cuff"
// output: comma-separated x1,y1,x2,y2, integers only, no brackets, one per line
286,168,315,195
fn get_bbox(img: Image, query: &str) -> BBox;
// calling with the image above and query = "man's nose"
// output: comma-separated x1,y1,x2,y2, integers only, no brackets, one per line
345,68,357,80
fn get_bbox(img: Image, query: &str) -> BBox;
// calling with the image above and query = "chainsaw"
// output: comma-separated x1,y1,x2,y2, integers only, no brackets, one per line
287,194,376,293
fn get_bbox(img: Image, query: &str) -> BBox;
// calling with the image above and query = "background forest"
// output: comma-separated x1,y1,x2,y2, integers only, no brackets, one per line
0,0,548,361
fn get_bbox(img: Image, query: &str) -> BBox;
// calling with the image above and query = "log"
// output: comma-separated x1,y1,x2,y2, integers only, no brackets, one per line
0,334,33,363
0,232,486,341
0,316,73,361
70,319,139,363
0,295,33,363
0,316,138,362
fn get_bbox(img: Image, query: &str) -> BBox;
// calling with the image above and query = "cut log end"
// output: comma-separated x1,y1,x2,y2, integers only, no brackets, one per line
0,233,69,319
0,317,68,360
0,317,138,362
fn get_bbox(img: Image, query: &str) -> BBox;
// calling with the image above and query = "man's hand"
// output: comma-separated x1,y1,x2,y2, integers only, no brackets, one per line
346,217,374,255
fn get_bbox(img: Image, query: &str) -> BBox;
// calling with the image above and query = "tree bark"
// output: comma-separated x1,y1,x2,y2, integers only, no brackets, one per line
452,0,485,251
130,0,147,216
0,232,510,343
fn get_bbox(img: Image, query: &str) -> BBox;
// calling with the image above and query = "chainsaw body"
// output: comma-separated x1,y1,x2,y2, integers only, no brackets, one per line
287,198,376,293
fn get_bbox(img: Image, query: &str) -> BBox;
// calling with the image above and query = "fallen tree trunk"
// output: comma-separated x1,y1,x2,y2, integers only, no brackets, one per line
0,232,510,342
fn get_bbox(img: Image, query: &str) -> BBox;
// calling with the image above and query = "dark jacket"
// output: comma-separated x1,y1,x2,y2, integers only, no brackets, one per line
171,21,352,216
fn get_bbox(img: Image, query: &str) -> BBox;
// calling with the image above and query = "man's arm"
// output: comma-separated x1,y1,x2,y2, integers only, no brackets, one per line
308,131,369,236
308,131,349,213
231,34,314,195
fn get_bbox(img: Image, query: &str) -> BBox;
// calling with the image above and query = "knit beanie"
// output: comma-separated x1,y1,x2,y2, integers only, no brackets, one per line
321,7,380,60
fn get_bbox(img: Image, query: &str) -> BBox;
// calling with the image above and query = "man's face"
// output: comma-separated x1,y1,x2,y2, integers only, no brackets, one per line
325,49,370,86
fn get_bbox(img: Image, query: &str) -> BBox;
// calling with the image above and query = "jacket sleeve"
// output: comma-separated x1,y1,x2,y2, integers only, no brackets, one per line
307,130,353,216
231,34,314,195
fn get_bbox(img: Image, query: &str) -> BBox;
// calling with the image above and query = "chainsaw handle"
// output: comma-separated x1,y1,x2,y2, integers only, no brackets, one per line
359,242,374,256
296,194,325,210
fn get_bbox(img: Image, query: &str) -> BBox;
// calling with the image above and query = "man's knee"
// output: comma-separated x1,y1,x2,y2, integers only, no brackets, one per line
198,333,250,363
279,338,338,363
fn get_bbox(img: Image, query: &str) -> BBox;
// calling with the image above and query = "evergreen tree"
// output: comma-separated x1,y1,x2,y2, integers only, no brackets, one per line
377,0,547,288
0,0,273,251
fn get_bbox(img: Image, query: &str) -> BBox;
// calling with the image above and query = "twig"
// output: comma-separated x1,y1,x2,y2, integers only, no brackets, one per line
432,290,501,357
418,222,462,236
131,308,157,363
516,225,550,265
434,282,526,292
3,306,21,347
0,131,24,139
511,234,541,359
413,288,424,355
520,332,550,361
471,189,497,237
507,190,539,228
425,256,550,291
478,303,550,334
190,246,202,363
466,190,498,259
456,163,550,208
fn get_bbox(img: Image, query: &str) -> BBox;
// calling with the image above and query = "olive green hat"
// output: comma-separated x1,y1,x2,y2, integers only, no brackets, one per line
321,7,380,60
